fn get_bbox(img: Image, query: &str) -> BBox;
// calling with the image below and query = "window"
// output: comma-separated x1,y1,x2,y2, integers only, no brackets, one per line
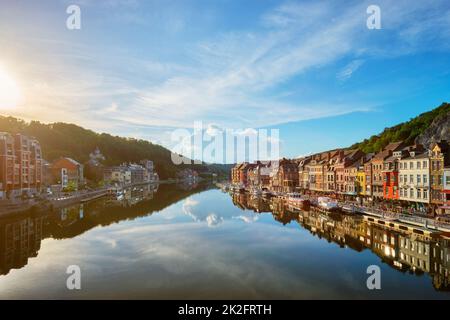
417,189,421,199
423,161,427,169
439,175,443,185
400,175,403,183
400,189,403,197
410,188,414,198
446,175,450,186
417,161,421,169
410,175,414,184
423,175,427,184
424,189,428,199
417,175,421,184
410,162,414,169
404,175,407,183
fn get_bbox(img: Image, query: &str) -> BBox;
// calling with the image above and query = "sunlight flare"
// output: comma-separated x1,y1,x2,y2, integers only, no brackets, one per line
0,64,21,109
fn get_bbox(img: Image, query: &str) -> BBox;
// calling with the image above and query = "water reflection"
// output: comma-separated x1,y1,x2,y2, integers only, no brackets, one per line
232,193,450,292
0,183,211,276
0,184,449,298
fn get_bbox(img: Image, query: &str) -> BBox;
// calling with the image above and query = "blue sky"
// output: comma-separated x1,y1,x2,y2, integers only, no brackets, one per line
0,0,449,161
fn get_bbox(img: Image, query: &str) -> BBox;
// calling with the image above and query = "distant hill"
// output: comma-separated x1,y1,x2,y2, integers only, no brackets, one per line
0,116,230,179
350,102,450,153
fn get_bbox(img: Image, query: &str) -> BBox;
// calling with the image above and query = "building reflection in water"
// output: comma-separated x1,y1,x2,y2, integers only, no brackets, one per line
231,193,450,291
0,182,211,276
1,185,450,293
0,215,43,276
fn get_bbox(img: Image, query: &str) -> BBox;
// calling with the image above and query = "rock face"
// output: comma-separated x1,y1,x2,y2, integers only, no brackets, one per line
415,110,450,148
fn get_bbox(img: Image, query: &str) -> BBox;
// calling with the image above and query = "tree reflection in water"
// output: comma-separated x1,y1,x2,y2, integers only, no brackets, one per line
0,184,449,293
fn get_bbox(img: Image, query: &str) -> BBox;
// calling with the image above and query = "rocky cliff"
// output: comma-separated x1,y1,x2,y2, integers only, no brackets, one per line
351,102,450,153
415,108,450,148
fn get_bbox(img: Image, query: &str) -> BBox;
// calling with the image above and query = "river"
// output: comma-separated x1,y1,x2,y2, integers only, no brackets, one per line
0,182,449,299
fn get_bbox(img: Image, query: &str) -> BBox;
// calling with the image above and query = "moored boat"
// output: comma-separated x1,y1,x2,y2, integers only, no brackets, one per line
317,197,339,211
262,190,272,198
286,193,310,210
251,188,262,196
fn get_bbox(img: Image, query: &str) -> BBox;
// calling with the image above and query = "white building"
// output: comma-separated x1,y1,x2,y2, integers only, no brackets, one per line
443,167,450,212
399,150,430,204
106,166,132,186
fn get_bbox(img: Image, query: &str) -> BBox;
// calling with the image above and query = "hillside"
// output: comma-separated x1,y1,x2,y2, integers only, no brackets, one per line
0,116,230,179
350,102,450,153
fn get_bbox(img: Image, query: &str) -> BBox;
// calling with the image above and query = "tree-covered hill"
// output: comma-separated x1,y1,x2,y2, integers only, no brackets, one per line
0,116,230,179
350,102,450,153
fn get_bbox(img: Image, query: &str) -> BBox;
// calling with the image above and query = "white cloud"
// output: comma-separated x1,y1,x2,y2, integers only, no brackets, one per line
206,213,224,227
3,0,450,146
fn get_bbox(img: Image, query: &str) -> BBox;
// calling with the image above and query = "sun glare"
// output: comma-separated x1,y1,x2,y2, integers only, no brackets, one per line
0,65,21,110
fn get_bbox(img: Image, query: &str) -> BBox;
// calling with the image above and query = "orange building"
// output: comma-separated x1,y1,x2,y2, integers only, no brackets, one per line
371,142,406,200
382,149,406,201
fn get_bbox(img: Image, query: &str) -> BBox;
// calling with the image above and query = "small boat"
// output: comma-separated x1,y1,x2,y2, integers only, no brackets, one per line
262,190,272,198
341,203,359,213
317,197,339,211
381,214,398,222
286,193,310,209
251,188,262,196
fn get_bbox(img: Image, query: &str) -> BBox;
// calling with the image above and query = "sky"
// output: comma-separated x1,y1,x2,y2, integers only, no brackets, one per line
0,0,449,162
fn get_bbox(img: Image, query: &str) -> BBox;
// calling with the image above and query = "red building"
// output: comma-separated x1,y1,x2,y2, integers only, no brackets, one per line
0,133,42,200
50,157,84,189
382,153,400,200
383,147,416,201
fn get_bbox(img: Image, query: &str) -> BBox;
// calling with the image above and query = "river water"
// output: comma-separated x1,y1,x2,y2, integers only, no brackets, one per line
0,182,449,299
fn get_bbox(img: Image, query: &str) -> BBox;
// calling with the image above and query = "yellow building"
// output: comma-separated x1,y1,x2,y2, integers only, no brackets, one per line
356,167,366,196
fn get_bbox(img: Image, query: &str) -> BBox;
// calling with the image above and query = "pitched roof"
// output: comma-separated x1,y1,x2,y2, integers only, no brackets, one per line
384,141,405,151
65,157,81,166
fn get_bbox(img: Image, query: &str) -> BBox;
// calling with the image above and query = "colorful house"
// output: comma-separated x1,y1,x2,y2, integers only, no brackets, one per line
371,141,406,200
399,148,430,211
430,141,450,214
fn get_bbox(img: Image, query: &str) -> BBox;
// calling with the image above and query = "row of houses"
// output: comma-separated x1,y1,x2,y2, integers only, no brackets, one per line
231,140,450,216
0,132,159,201
103,160,158,187
231,192,450,290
